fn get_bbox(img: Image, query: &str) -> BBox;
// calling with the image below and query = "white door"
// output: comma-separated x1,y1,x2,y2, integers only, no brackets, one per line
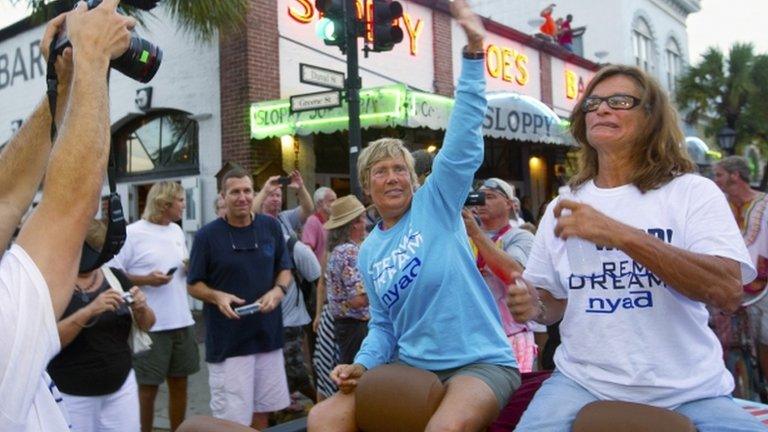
181,177,202,233
181,176,203,310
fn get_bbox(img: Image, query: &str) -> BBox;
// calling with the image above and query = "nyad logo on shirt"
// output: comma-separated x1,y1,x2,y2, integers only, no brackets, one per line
574,227,672,315
370,227,424,309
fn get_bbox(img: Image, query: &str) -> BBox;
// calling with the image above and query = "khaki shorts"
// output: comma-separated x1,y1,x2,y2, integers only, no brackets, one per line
397,361,521,410
208,350,290,423
133,325,200,385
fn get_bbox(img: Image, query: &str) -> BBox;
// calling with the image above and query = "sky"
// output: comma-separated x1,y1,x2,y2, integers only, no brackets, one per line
686,0,768,64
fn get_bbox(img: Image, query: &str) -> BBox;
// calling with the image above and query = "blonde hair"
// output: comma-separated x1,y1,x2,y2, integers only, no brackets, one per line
569,64,695,193
85,219,107,250
142,181,184,223
357,138,417,193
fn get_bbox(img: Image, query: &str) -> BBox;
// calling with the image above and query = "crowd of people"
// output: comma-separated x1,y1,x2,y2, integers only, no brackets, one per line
1,1,768,432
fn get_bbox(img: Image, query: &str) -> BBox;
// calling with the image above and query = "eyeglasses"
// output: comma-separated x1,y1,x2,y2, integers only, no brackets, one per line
228,227,258,252
581,94,642,113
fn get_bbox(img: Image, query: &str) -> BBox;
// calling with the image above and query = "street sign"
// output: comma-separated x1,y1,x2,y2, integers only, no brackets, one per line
299,63,346,90
290,90,342,113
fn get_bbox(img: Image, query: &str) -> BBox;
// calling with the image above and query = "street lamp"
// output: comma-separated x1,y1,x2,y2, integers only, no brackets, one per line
717,127,737,156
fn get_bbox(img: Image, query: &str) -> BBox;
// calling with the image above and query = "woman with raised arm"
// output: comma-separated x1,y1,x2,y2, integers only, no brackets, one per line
307,1,519,431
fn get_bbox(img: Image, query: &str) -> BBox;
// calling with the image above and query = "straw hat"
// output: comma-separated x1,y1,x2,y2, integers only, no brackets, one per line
323,195,366,230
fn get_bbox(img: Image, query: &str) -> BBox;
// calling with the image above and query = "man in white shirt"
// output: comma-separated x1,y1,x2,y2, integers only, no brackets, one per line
0,2,135,430
110,181,200,432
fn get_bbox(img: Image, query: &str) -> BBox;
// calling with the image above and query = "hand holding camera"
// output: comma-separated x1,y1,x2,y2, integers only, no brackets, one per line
87,289,124,315
126,286,148,312
63,0,136,67
50,0,162,83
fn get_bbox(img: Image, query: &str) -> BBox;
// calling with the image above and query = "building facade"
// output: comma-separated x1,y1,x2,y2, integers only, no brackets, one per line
0,0,600,234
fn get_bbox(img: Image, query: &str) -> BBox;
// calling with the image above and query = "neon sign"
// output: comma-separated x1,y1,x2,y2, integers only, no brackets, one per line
565,69,585,100
485,44,529,87
286,0,425,56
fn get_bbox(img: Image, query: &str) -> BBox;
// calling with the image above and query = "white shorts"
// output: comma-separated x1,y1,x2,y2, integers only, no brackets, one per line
747,293,768,345
60,369,139,432
208,349,290,425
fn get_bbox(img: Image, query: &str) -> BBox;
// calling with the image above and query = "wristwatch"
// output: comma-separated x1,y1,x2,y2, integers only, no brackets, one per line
463,45,485,60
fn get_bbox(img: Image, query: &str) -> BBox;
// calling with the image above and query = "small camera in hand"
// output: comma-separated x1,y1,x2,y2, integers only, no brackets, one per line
275,176,291,186
464,190,485,206
121,291,135,306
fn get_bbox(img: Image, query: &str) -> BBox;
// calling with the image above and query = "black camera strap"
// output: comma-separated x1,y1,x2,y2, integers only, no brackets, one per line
46,37,59,143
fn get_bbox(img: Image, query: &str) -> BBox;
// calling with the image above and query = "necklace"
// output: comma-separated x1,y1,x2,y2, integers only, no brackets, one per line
74,272,100,303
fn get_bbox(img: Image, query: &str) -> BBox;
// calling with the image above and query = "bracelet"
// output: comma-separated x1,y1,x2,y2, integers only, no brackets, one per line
462,45,485,60
275,283,287,294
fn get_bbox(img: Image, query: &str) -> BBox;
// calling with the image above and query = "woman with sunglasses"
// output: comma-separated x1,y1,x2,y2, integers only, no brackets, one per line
508,65,764,430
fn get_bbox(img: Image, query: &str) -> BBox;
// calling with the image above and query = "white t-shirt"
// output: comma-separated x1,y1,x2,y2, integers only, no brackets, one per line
523,174,756,408
281,238,321,327
109,220,194,331
0,245,69,431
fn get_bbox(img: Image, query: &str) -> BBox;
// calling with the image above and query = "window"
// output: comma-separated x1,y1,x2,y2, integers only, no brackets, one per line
632,18,653,72
666,39,682,92
114,111,199,180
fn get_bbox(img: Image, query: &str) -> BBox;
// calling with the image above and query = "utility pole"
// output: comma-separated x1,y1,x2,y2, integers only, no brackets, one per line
344,0,363,199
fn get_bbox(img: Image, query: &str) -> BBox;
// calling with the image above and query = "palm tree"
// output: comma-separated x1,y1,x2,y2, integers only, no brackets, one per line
676,43,768,187
25,0,248,41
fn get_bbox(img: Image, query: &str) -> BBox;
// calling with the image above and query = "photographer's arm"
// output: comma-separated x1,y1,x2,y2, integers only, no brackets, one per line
17,0,135,318
252,175,280,214
0,14,72,251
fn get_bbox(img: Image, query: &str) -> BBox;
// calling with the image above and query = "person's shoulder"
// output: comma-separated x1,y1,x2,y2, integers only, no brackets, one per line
254,213,280,229
293,239,315,258
665,173,720,197
197,218,224,236
507,226,535,242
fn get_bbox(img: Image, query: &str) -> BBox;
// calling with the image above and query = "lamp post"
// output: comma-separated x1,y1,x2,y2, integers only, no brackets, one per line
717,127,737,156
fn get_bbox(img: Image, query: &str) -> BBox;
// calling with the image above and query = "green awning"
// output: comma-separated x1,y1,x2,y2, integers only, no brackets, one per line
249,84,455,140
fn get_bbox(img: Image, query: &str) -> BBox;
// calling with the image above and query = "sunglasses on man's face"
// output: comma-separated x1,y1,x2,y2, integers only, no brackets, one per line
581,94,642,113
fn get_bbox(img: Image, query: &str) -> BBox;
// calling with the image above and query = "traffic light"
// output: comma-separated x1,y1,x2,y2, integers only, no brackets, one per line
315,0,346,48
371,0,404,52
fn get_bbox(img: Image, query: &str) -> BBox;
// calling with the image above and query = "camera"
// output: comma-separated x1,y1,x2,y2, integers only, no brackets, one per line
464,190,485,206
51,0,162,83
121,291,135,306
275,176,292,187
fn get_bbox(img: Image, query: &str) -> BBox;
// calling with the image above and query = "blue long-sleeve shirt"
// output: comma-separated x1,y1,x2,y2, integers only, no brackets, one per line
354,57,517,371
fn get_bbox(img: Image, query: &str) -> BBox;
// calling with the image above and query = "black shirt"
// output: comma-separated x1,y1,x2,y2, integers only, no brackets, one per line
47,268,133,396
187,215,292,363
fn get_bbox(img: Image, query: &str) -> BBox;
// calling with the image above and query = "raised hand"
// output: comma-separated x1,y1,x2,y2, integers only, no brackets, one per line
450,0,486,52
66,0,136,64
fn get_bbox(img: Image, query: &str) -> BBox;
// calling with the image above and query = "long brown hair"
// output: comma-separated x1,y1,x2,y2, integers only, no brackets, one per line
569,64,695,193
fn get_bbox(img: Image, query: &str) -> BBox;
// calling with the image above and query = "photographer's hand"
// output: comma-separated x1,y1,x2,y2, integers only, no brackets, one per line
41,13,74,107
129,286,156,331
66,0,136,67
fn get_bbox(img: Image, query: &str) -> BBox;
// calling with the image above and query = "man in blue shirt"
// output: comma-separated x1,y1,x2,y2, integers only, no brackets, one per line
187,168,293,429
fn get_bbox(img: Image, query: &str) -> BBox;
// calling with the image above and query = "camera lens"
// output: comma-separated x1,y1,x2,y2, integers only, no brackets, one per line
111,35,163,83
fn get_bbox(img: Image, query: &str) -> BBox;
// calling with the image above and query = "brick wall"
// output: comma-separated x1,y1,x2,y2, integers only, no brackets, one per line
539,53,553,107
432,10,454,97
219,0,282,174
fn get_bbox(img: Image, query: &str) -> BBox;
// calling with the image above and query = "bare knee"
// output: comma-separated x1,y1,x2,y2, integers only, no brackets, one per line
426,415,475,432
307,394,357,432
